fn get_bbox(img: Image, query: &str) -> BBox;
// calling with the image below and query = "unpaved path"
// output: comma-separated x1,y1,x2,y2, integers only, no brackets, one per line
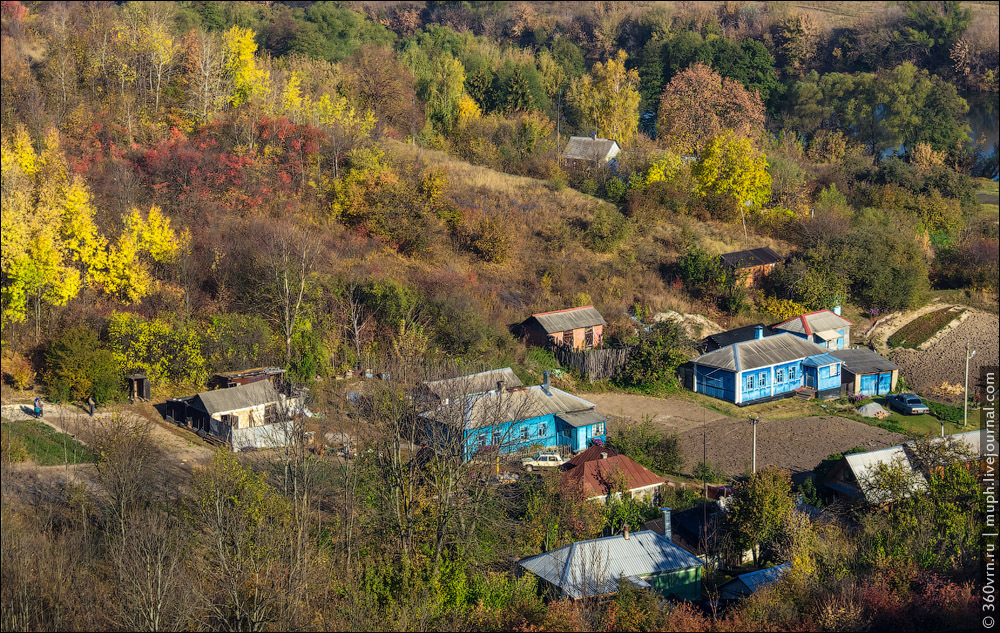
587,393,730,434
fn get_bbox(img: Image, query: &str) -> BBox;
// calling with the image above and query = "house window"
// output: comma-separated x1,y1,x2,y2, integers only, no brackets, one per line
830,364,840,377
746,374,756,391
837,337,844,349
585,327,594,348
788,366,797,381
593,422,605,436
776,368,785,383
520,426,529,441
562,330,574,346
538,423,546,437
759,371,768,387
492,429,502,445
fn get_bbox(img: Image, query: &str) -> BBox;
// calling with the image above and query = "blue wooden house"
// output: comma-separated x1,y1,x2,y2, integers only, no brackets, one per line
688,331,843,405
424,372,607,460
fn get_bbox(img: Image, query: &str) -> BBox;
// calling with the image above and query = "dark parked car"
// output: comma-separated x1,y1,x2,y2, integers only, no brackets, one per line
887,393,930,415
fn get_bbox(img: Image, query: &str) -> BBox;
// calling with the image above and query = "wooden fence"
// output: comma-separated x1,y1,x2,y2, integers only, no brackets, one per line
553,346,631,382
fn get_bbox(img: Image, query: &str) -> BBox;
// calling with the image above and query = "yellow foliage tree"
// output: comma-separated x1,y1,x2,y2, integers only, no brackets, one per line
223,26,270,108
693,132,772,209
568,50,640,147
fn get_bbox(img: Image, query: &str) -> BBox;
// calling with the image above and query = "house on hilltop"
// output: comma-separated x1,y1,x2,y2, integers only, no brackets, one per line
519,305,607,351
773,308,853,350
561,444,666,503
562,135,621,165
518,529,704,601
719,247,783,288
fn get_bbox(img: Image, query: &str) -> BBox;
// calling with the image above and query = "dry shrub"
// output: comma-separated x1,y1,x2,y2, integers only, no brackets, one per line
1,432,29,463
1,351,35,390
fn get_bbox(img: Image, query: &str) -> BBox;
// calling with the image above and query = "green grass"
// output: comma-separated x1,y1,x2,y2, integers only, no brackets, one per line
887,307,964,349
1,417,95,466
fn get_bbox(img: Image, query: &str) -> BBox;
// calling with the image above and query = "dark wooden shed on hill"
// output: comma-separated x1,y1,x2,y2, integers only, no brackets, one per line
519,305,608,351
719,247,783,288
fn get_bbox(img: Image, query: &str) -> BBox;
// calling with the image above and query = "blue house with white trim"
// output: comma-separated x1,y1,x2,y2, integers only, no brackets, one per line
688,329,843,405
773,308,853,350
423,372,607,460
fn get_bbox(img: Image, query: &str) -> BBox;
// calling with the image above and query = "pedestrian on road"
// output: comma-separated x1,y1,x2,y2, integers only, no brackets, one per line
88,395,96,417
33,396,42,419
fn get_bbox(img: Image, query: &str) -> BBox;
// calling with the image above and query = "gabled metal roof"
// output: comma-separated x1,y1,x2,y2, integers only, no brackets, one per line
844,446,926,504
829,349,899,375
719,562,791,599
562,136,621,161
518,531,704,599
691,333,829,372
460,385,598,430
719,247,782,269
524,305,608,334
191,381,280,415
422,368,523,400
556,409,606,428
774,310,853,336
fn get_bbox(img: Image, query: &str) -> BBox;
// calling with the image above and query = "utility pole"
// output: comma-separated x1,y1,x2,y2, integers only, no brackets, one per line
964,342,977,428
750,415,759,474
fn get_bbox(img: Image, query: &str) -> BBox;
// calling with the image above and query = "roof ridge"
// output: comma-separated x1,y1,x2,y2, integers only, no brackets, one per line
532,305,595,317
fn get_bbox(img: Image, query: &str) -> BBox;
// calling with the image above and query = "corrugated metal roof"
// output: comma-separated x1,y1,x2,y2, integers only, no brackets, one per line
562,454,665,499
802,353,841,367
720,563,791,599
774,310,853,335
525,305,608,334
422,368,523,399
519,531,704,599
557,409,606,428
829,349,899,375
844,446,926,503
462,385,597,430
564,444,620,468
192,381,280,415
701,324,777,352
691,333,829,372
562,136,621,161
719,247,782,269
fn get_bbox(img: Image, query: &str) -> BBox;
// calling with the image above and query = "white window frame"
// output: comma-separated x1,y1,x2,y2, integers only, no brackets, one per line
758,371,768,386
538,423,546,437
746,374,756,391
775,368,784,383
789,366,797,381
594,422,605,435
520,426,529,441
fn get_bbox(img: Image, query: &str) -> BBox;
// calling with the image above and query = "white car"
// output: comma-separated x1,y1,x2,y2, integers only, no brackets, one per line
521,451,567,472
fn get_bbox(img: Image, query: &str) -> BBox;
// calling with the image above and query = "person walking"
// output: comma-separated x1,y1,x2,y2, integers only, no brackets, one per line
88,395,96,417
33,396,42,419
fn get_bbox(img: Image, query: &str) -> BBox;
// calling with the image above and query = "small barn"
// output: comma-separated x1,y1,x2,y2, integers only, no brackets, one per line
688,332,843,405
518,530,704,601
519,305,607,351
166,381,300,451
773,308,853,350
562,135,621,165
561,445,666,503
829,348,899,396
719,247,783,288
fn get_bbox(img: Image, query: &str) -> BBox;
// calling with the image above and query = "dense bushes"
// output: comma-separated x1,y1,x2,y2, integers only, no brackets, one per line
607,418,682,475
44,327,123,404
613,321,688,393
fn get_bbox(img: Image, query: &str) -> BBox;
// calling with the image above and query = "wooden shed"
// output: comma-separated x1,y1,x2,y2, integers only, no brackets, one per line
519,305,607,351
719,247,783,288
829,348,899,396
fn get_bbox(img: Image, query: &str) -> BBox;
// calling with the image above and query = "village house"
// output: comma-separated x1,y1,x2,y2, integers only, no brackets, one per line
699,323,777,353
561,444,666,503
829,348,900,396
823,431,981,504
519,305,607,351
561,135,621,166
518,526,704,601
166,380,301,451
419,367,523,406
686,330,843,405
719,247,783,288
424,371,607,460
773,308,853,350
